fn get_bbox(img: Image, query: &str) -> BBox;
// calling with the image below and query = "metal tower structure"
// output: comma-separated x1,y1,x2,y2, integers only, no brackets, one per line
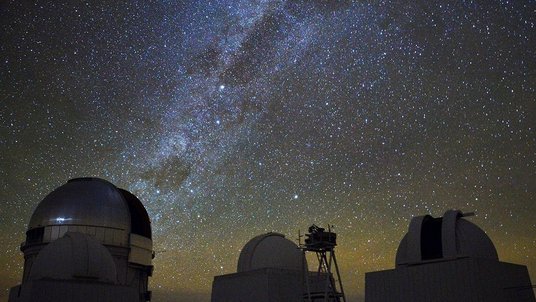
299,224,346,302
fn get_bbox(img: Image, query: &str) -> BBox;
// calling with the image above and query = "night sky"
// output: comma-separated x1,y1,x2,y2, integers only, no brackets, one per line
1,1,535,301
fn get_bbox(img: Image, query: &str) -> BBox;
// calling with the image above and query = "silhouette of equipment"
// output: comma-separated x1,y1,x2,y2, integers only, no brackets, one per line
300,224,346,302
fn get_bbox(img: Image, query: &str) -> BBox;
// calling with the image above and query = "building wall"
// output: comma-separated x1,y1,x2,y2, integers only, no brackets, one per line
365,257,536,302
212,268,303,302
9,280,139,302
12,237,152,302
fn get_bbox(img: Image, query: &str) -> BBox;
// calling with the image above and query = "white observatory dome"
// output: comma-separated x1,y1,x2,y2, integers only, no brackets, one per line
396,209,498,266
237,232,304,272
28,232,117,283
28,177,131,231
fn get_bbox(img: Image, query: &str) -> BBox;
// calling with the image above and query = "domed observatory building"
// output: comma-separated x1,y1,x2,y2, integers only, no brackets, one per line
365,209,535,302
9,177,153,302
211,232,307,302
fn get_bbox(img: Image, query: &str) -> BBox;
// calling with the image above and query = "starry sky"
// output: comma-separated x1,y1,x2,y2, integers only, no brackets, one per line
1,0,535,301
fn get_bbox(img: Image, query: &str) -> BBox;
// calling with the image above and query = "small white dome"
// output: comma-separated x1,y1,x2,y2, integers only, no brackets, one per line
396,209,498,266
237,232,305,272
29,232,117,283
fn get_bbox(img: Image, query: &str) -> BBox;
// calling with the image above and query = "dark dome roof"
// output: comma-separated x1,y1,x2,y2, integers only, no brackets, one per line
28,232,117,283
396,209,498,266
237,232,304,272
29,178,131,231
28,177,151,239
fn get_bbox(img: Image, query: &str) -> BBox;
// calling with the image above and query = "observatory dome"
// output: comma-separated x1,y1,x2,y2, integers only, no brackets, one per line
28,232,117,283
28,177,131,231
396,209,498,266
25,177,152,248
237,232,304,272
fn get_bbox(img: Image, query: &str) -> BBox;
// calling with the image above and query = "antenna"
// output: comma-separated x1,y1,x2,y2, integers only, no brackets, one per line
297,229,303,247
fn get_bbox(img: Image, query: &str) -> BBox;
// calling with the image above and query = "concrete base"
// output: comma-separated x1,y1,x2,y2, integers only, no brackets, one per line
365,257,535,302
9,280,139,302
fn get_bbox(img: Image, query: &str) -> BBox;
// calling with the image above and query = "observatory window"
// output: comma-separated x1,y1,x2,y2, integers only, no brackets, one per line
420,217,443,260
120,189,151,239
26,227,44,244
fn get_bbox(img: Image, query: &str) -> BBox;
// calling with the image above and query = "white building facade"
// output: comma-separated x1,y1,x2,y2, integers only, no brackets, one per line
366,209,535,302
9,177,153,302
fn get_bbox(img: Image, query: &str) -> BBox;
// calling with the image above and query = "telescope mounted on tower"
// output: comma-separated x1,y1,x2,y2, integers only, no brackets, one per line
299,224,346,302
